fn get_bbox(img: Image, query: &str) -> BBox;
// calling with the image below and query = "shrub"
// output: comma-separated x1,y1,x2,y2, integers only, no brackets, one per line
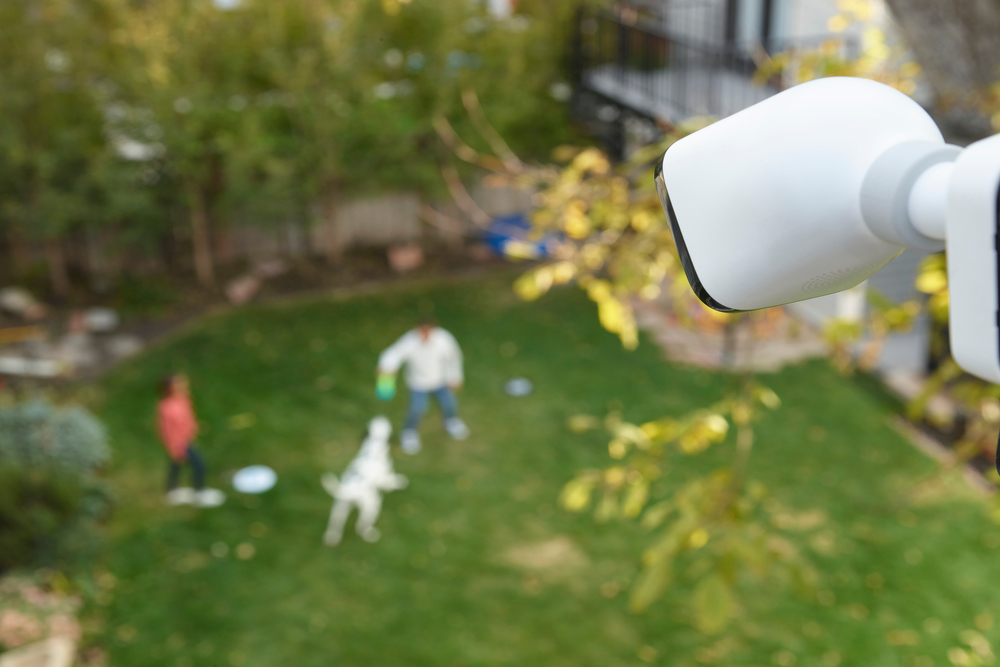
0,400,113,573
0,466,113,573
0,401,110,472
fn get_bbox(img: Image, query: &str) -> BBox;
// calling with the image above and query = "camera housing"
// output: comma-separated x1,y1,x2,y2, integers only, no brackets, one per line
655,77,1000,385
947,135,1000,384
655,77,943,312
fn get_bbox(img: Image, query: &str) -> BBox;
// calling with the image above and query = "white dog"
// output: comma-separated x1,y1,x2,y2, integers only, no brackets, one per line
322,416,408,545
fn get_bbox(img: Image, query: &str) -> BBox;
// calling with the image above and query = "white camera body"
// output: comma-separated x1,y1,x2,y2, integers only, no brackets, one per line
656,77,1000,384
947,138,1000,384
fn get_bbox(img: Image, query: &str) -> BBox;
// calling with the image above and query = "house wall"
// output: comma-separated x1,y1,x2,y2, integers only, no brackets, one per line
787,249,932,374
734,0,891,46
734,0,765,43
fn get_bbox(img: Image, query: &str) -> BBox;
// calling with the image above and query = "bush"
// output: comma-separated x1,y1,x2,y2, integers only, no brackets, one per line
0,466,113,572
0,401,110,472
0,400,113,573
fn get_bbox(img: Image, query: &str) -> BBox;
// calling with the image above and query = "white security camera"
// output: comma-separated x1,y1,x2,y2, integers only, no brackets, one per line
655,77,1000,385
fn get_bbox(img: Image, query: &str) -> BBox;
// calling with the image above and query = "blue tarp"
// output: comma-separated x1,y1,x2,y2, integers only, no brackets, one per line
482,213,560,259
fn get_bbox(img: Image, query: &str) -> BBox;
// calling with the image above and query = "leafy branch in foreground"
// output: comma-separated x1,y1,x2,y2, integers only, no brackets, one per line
561,380,824,631
434,103,829,630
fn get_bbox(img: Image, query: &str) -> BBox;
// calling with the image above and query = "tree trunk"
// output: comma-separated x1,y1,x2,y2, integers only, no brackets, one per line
321,180,345,263
4,228,31,281
84,227,115,293
45,237,70,298
885,0,1000,140
190,187,216,288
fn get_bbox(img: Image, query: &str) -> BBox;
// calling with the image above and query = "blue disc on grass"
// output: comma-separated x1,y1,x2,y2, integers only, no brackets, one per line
232,465,277,494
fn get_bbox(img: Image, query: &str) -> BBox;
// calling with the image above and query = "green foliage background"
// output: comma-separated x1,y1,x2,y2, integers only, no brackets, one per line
0,0,578,282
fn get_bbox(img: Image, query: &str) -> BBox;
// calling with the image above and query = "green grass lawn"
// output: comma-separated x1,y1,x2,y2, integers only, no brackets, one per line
91,275,1000,667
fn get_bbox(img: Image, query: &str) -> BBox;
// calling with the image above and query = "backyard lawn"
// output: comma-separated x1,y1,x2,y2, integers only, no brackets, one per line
91,274,1000,666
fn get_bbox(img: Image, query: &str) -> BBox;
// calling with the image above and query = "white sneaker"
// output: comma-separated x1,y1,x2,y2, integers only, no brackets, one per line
359,526,381,543
400,429,421,454
166,487,195,506
195,488,226,508
323,530,342,547
445,418,470,441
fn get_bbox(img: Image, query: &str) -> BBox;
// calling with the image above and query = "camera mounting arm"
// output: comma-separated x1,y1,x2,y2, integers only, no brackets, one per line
860,134,1000,385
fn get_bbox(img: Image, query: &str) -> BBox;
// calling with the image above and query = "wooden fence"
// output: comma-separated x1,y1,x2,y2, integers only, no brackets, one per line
0,184,534,286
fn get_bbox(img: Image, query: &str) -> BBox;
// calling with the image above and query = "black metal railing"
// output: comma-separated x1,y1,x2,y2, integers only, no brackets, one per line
572,5,858,123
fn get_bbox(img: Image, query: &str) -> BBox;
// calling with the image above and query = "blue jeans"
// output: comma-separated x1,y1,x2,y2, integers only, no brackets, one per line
405,387,458,431
167,445,206,491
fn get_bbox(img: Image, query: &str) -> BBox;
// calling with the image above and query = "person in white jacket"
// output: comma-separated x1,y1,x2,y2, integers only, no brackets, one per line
377,319,470,453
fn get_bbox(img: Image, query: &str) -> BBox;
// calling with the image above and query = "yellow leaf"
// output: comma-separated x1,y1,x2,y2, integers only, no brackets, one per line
621,322,638,350
703,414,729,440
560,479,594,512
827,14,850,33
948,648,971,666
551,261,576,284
609,438,628,460
639,283,661,301
915,269,947,294
732,403,752,425
585,279,612,302
567,414,600,433
604,466,626,487
552,145,582,162
631,210,657,232
598,298,626,334
565,216,591,239
678,431,709,454
513,273,542,301
572,148,610,175
688,528,709,549
640,421,664,440
756,387,782,410
504,240,542,260
580,244,606,270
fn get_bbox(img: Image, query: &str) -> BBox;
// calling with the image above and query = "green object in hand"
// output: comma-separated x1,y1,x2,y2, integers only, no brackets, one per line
376,374,397,401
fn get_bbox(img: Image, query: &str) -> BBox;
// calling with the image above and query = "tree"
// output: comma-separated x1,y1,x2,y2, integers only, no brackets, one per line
882,0,1000,140
0,1,117,296
106,0,578,283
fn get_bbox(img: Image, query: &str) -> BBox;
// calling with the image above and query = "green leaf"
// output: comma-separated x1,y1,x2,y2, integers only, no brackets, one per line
629,561,673,613
788,560,819,599
622,480,650,518
640,501,673,530
692,573,734,634
594,492,619,523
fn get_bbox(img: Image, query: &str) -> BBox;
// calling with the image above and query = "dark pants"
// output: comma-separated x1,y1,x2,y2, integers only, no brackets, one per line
404,387,458,431
167,445,206,491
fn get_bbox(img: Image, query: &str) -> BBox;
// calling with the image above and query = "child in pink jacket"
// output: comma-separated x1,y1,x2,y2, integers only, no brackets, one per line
157,375,224,507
